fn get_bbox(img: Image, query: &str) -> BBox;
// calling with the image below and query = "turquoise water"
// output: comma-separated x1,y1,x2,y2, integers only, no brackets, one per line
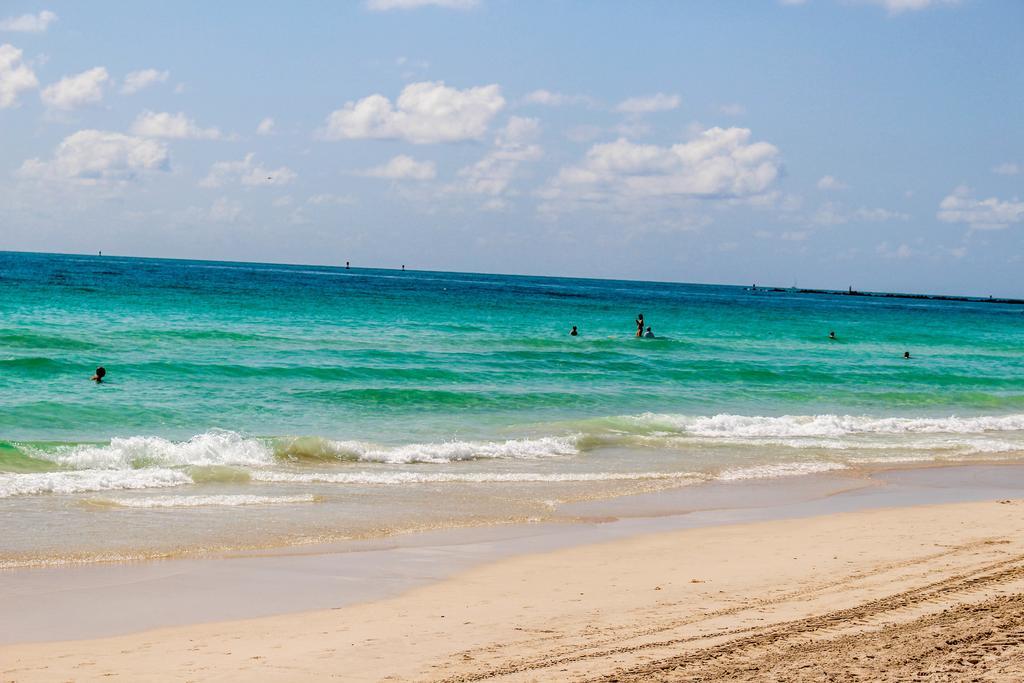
2,251,1023,565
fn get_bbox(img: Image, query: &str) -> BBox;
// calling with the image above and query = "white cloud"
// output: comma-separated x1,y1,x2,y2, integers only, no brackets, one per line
812,201,907,225
366,0,478,10
993,162,1020,176
858,0,960,13
817,175,848,190
121,69,169,94
362,154,437,180
256,117,275,135
0,44,38,108
544,127,781,208
523,89,594,107
40,66,109,110
322,81,505,144
200,153,297,188
208,197,242,223
615,93,681,114
854,207,907,222
307,193,356,206
395,56,430,72
876,242,913,259
937,186,1024,230
17,129,169,184
131,111,223,140
0,10,57,33
719,103,745,116
449,117,543,203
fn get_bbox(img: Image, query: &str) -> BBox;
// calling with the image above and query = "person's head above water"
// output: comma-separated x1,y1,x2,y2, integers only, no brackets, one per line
904,351,911,359
92,366,106,382
829,331,836,339
570,326,578,336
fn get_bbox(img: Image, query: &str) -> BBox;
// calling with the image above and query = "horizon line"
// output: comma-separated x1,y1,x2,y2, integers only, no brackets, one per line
0,248,1017,303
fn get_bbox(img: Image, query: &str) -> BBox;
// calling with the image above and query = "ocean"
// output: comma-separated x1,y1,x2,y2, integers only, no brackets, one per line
2,250,1022,567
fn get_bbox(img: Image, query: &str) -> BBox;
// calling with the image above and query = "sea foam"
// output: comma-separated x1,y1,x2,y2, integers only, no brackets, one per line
88,494,320,508
30,430,275,470
718,461,849,481
250,470,701,485
0,469,191,498
624,413,1024,438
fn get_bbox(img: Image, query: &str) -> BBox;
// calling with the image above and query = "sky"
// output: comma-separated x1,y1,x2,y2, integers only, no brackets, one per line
0,0,1022,296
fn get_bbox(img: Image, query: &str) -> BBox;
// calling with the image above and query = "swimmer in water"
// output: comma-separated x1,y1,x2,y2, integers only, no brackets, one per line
570,325,578,336
91,366,106,383
643,326,654,338
904,351,911,359
636,313,644,338
829,331,836,340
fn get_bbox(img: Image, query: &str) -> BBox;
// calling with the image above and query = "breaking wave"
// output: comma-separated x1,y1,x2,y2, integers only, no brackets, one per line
3,411,1022,499
0,469,191,498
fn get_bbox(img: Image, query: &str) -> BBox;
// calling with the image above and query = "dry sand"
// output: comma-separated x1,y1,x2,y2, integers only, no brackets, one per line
5,499,1024,681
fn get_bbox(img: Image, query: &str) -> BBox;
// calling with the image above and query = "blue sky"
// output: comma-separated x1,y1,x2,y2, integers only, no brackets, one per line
1,0,1021,295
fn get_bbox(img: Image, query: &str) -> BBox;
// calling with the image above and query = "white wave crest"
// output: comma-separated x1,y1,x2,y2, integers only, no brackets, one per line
718,461,848,481
30,431,275,470
629,413,1024,439
89,494,320,508
307,435,580,464
251,470,699,485
0,469,192,498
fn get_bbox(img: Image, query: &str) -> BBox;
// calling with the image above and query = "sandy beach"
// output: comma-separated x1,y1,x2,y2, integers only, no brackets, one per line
5,466,1024,682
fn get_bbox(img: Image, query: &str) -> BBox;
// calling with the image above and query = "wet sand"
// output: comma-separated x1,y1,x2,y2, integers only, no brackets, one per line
4,464,1024,681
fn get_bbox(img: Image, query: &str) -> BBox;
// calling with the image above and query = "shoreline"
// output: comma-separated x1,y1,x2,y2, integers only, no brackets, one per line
5,465,1024,680
2,455,1013,573
2,462,1024,647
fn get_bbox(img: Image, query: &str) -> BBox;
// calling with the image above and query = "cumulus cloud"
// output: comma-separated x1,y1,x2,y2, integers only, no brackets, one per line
0,44,38,108
322,81,505,144
543,127,781,208
131,111,223,140
256,117,274,135
121,69,169,94
449,116,543,204
200,153,296,188
523,89,594,107
993,162,1020,176
40,66,109,110
362,154,437,180
17,129,169,184
0,10,57,33
366,0,478,10
937,186,1024,230
817,175,848,190
615,93,681,114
